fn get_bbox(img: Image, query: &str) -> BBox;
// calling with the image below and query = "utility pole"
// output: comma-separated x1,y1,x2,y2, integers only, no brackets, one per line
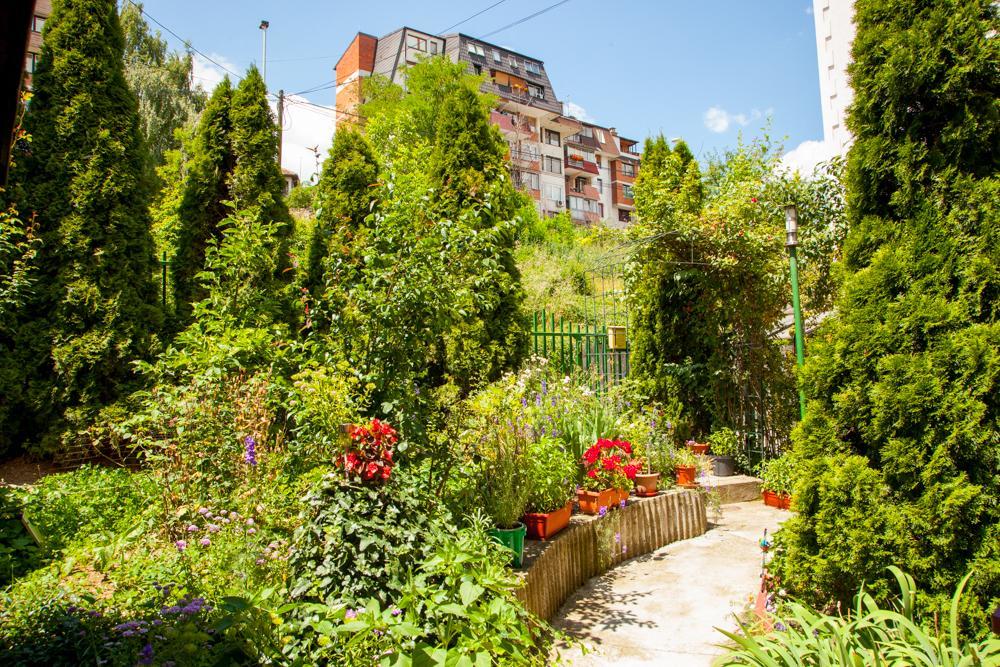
785,204,806,420
277,89,284,168
259,20,269,87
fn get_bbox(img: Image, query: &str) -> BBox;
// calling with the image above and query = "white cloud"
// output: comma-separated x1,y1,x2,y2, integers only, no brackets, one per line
780,138,840,175
563,101,594,122
191,53,241,92
703,106,765,133
274,94,334,184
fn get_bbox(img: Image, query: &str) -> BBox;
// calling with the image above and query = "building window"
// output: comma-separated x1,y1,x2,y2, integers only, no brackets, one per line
599,203,605,217
492,49,502,63
544,129,560,146
623,184,635,199
621,161,636,177
596,155,601,167
596,178,603,193
544,184,564,203
619,209,632,223
407,35,428,51
430,41,439,55
544,155,562,174
474,64,482,75
574,176,587,191
525,61,541,75
509,57,518,68
527,172,540,190
32,15,45,33
25,53,36,74
580,126,594,139
528,84,543,99
467,43,485,57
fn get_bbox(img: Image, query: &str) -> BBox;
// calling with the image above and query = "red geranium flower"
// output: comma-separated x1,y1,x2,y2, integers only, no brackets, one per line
623,464,638,480
587,469,597,478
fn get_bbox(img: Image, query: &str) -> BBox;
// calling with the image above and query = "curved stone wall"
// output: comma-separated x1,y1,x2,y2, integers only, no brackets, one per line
515,489,707,620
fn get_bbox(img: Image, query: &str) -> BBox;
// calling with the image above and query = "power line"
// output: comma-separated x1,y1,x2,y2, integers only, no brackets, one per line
122,0,244,82
441,0,510,33
481,0,574,38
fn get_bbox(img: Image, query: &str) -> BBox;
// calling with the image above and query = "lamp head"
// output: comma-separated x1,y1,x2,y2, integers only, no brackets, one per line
259,20,269,30
784,204,799,248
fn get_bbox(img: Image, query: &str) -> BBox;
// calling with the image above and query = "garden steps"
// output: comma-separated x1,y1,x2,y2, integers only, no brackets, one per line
515,489,707,620
697,474,762,504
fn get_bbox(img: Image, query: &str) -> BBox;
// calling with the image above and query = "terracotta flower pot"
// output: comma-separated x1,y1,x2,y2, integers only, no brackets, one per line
675,465,697,487
687,442,709,456
763,490,792,509
523,500,573,540
577,488,619,515
634,472,660,497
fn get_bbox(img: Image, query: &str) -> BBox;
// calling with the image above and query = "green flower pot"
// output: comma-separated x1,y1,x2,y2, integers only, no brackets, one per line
488,522,527,568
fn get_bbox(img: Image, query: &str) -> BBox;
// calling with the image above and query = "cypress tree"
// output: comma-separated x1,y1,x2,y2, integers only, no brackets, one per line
10,0,161,449
305,127,378,297
773,0,1000,627
427,87,528,389
229,66,290,228
171,78,234,324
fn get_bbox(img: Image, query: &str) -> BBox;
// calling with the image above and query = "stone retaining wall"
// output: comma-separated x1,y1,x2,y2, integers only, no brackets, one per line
515,489,707,620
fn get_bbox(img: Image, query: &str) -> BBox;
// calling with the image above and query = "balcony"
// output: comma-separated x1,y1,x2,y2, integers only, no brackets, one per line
565,132,599,149
565,156,599,175
510,148,540,171
569,208,602,225
570,184,601,200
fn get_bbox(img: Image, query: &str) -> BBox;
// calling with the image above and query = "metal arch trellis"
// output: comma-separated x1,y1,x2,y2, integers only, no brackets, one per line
531,228,796,462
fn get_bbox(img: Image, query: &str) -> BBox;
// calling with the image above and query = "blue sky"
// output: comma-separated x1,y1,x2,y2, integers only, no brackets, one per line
133,0,824,179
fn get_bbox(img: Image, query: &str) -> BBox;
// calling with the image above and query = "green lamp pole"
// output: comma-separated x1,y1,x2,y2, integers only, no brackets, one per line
785,204,806,420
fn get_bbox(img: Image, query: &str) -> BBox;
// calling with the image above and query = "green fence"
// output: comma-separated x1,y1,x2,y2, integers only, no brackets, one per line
531,309,629,388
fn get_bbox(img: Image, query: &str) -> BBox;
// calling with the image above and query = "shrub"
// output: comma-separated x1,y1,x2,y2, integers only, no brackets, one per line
288,470,453,607
716,567,1000,666
756,454,796,495
19,466,156,554
0,487,41,585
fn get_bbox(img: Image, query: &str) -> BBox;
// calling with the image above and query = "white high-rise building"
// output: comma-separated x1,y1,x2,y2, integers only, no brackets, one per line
812,1,856,155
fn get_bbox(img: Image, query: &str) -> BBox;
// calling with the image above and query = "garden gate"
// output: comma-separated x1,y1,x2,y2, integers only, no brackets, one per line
531,265,630,392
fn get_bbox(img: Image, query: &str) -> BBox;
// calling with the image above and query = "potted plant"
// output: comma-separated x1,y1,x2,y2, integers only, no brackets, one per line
686,439,709,456
578,438,636,514
477,411,533,567
673,447,698,487
707,427,741,477
631,417,673,497
522,436,576,540
758,454,796,509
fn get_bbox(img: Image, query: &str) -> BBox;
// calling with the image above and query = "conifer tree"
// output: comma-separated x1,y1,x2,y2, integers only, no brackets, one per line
229,66,290,229
170,78,234,324
427,87,528,389
305,127,378,297
9,0,161,449
773,0,1000,625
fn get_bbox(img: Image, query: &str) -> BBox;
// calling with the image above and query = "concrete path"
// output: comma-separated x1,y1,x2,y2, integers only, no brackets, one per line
552,500,787,667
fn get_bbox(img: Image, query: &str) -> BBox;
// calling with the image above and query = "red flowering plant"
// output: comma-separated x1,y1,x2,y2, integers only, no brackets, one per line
337,418,398,484
581,438,638,492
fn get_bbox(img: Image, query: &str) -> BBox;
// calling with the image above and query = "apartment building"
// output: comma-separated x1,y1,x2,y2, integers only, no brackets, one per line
812,0,855,155
334,27,640,227
23,0,51,90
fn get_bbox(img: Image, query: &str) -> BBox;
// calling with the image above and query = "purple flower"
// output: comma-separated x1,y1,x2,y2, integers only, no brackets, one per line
256,558,265,565
622,546,628,554
598,506,607,517
520,397,528,407
614,532,621,544
391,608,402,617
187,524,199,532
534,393,542,406
619,499,626,509
541,379,547,395
244,435,258,466
207,524,220,533
139,643,154,665
175,540,187,552
199,538,211,547
247,528,256,535
775,622,787,632
198,507,210,515
245,518,255,526
345,609,358,620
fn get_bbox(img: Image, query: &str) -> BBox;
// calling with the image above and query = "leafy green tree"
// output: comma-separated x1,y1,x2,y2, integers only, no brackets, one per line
119,2,205,179
7,0,162,451
306,127,378,297
170,78,234,324
772,0,1000,631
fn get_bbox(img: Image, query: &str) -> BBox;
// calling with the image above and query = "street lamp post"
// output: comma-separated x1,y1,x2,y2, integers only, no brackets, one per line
259,20,269,88
785,204,806,420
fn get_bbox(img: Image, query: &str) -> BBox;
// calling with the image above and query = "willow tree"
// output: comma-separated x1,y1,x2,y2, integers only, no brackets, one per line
7,0,161,450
